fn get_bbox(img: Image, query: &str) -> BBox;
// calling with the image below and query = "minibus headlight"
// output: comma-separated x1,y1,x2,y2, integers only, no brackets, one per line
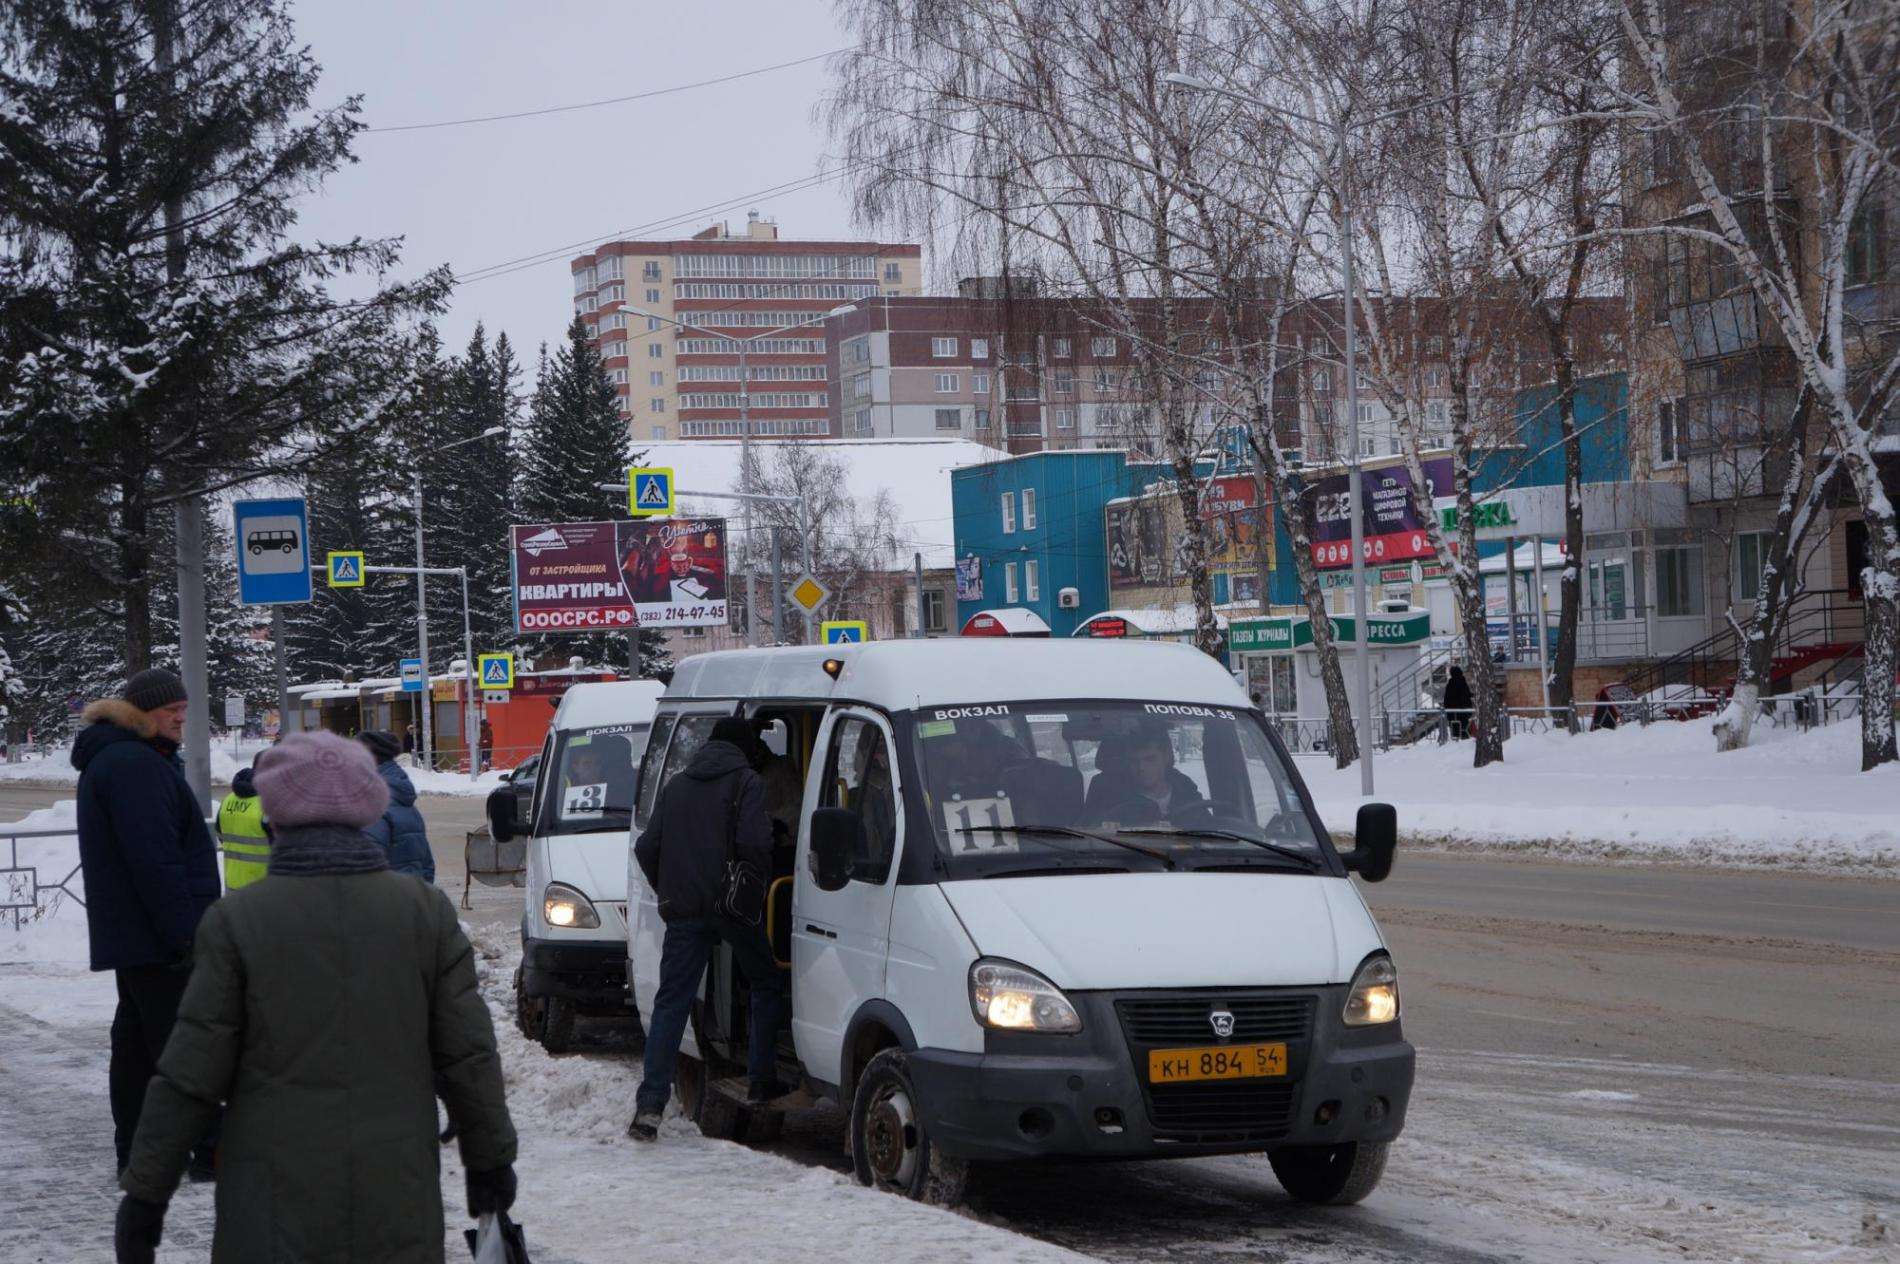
543,883,600,930
968,958,1082,1033
1343,955,1399,1026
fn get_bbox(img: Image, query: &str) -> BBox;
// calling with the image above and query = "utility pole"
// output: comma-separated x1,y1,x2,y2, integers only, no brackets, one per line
913,552,926,638
154,0,209,810
1337,112,1375,797
740,343,757,647
770,527,784,646
411,470,433,769
798,494,815,643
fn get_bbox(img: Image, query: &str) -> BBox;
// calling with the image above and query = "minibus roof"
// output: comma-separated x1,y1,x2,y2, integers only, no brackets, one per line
552,679,666,731
663,640,1249,711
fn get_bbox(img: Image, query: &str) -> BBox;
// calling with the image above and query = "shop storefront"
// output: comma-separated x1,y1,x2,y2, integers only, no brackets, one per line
1228,609,1432,721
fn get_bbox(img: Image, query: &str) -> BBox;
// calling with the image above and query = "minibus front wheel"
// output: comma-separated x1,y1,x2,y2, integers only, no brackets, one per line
850,1049,969,1206
1268,1140,1389,1205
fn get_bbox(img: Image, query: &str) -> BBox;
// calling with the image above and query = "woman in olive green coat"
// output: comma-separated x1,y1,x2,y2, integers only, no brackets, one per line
115,732,519,1264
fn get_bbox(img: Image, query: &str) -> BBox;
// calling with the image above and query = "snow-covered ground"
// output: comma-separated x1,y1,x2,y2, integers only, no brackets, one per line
3,920,1890,1263
1303,713,1900,873
1,743,504,797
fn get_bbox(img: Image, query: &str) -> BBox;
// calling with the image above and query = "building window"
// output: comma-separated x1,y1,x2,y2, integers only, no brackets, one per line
1735,531,1772,601
681,625,706,638
1024,559,1040,601
935,373,960,393
1021,487,1037,529
1656,545,1704,617
1657,398,1680,466
923,588,947,633
603,340,627,359
972,372,991,396
1093,369,1117,393
647,316,662,331
607,368,628,385
850,407,873,435
642,261,661,280
650,398,665,413
1005,562,1019,603
885,261,902,281
934,408,962,431
845,338,871,365
971,338,990,359
651,425,666,439
646,288,661,303
1000,493,1016,534
649,343,663,358
932,337,958,358
1053,370,1075,394
1847,193,1886,286
1312,369,1330,393
974,408,992,431
649,371,664,386
1091,337,1116,357
1051,338,1072,358
1055,407,1074,431
850,374,873,400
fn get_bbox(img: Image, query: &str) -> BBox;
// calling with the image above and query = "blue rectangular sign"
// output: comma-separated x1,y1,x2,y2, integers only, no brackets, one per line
399,658,424,692
233,498,313,605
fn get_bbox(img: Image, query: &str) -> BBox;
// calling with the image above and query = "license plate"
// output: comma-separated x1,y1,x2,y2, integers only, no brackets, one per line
1148,1042,1288,1083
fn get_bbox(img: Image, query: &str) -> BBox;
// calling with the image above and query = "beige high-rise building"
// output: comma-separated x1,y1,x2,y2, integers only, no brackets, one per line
569,215,923,441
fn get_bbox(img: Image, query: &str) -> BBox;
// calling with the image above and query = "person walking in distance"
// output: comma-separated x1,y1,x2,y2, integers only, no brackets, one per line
72,669,221,1181
112,731,518,1264
1441,665,1475,740
214,766,270,891
358,729,437,882
627,717,787,1140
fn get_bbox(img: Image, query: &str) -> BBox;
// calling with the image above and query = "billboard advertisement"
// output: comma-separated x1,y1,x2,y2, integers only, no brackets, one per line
1308,456,1452,570
512,518,729,632
1107,497,1173,590
1110,478,1271,591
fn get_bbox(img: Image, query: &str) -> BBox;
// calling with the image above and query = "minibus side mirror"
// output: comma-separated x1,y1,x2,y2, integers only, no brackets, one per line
1342,803,1397,883
809,807,860,892
486,787,518,844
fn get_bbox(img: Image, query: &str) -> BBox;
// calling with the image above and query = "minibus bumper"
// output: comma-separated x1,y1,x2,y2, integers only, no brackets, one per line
904,989,1413,1162
520,936,631,1011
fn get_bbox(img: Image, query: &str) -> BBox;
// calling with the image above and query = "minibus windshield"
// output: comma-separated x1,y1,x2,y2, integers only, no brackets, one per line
539,724,645,836
907,702,1327,877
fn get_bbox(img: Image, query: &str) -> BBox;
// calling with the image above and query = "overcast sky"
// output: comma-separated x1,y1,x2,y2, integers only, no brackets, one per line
293,0,882,363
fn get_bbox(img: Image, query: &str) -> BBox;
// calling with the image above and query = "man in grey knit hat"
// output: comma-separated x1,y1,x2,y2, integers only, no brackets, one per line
72,667,222,1181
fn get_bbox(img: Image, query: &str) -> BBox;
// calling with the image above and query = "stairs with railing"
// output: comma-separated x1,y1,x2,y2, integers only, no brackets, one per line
1617,588,1865,720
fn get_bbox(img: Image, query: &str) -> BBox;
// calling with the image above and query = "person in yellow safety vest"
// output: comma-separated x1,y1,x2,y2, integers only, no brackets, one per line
217,766,271,890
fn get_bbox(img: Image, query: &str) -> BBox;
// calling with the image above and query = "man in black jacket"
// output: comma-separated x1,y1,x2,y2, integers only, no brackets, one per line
628,716,785,1140
72,668,221,1178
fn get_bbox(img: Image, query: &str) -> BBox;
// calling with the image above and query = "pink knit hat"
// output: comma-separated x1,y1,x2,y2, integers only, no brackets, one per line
254,731,389,829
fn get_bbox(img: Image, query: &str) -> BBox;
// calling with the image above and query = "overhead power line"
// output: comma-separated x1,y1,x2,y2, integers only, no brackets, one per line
364,49,843,135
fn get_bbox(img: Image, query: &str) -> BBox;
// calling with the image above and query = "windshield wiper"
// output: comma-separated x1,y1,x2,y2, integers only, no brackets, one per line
953,822,1177,870
1118,827,1320,870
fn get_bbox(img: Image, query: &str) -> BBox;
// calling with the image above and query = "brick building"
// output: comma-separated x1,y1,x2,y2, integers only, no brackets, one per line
569,217,922,440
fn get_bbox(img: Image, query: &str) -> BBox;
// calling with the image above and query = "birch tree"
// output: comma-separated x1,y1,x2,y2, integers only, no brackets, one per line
1618,0,1900,769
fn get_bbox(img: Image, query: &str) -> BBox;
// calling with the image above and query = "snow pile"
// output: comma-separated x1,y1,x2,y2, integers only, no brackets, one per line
1303,714,1900,871
0,800,90,965
463,926,1084,1264
1,742,255,786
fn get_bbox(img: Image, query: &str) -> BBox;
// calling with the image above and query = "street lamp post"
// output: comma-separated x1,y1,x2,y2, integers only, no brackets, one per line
413,426,504,773
619,302,855,644
1163,72,1383,796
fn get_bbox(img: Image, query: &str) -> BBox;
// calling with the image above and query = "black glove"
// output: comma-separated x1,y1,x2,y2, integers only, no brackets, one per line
466,1164,517,1216
114,1194,165,1264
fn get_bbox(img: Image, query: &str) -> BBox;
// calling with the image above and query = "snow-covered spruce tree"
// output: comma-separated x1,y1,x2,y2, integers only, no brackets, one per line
0,581,26,747
514,317,668,670
0,0,446,675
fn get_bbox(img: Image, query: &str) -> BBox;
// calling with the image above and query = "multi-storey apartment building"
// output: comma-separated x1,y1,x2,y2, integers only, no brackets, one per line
569,216,922,441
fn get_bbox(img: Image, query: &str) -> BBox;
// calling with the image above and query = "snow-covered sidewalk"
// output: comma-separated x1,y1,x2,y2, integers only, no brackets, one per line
1302,713,1900,872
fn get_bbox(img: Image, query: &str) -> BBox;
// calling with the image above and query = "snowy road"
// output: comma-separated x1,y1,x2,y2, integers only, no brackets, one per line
4,788,1896,1261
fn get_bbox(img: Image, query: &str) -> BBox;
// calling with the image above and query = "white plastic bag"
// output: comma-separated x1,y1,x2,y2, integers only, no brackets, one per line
470,1214,508,1264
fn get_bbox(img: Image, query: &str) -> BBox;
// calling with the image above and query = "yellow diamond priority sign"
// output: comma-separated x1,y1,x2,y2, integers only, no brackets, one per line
789,574,830,614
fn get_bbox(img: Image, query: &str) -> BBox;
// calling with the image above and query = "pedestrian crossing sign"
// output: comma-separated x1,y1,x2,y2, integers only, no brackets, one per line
628,467,674,517
821,620,868,645
326,551,365,588
477,652,515,690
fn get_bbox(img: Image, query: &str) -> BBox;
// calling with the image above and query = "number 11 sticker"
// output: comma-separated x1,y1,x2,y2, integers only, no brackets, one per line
944,796,1018,852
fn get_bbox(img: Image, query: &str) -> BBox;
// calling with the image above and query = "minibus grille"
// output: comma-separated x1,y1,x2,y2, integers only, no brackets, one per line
1115,993,1315,1044
1115,992,1316,1142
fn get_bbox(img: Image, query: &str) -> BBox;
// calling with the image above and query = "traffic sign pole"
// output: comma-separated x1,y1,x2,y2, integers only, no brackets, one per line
177,499,210,812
